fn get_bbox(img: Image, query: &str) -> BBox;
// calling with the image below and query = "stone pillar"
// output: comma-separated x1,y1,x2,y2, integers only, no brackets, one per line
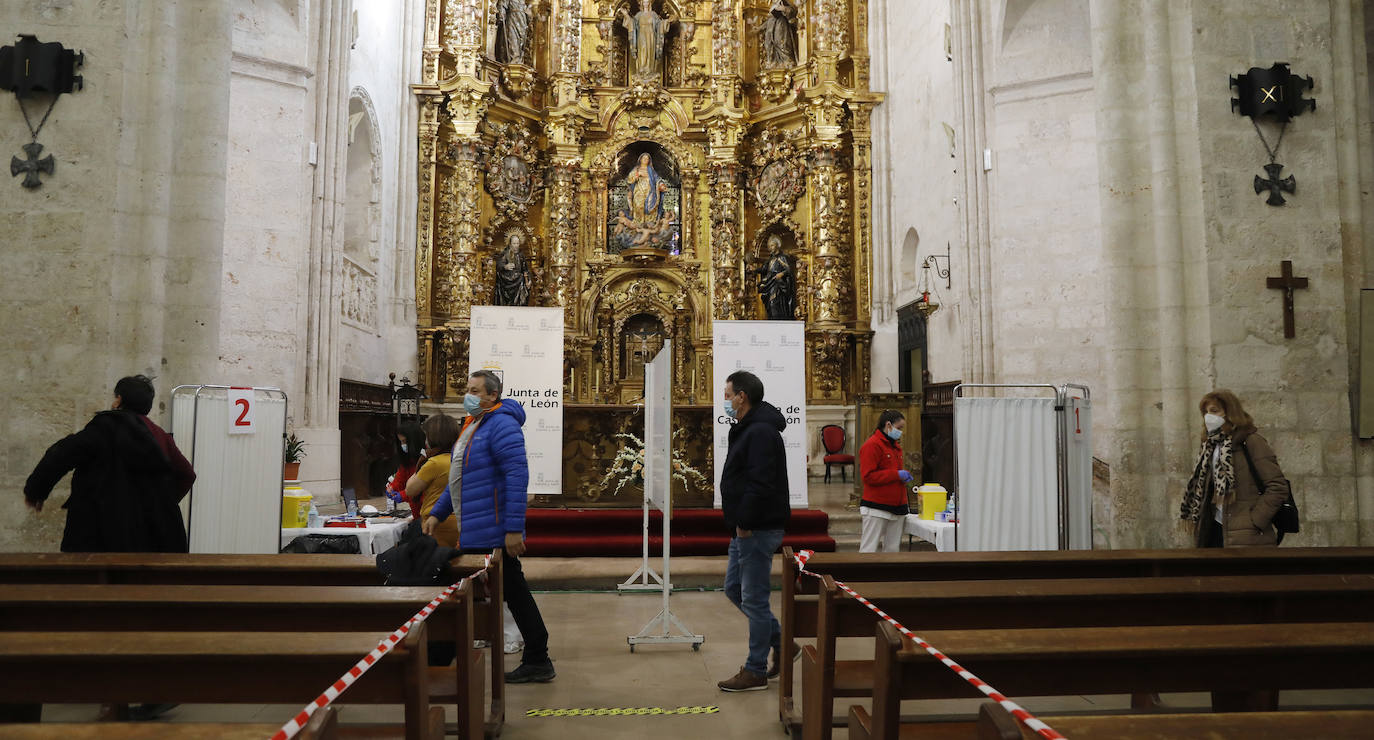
299,0,356,500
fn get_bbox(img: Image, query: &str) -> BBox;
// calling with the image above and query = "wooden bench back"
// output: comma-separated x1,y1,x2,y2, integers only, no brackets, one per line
974,703,1374,740
0,706,339,740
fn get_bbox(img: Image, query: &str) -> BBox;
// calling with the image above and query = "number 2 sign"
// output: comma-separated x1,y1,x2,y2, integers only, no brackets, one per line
228,387,256,435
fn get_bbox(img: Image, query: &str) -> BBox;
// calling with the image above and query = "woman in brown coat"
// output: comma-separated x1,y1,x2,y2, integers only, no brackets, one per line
1180,390,1290,548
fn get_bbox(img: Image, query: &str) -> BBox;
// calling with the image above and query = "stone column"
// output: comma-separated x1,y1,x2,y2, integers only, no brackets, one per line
299,0,356,500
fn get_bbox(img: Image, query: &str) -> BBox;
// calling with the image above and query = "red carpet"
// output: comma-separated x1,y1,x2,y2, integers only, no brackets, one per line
523,508,836,557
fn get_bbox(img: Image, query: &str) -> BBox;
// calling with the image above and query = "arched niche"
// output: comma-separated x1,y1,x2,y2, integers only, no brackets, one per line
901,227,920,286
606,141,682,255
619,312,667,380
611,0,687,87
345,90,382,266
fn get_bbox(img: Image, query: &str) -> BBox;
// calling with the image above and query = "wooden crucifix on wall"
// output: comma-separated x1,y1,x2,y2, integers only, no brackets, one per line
1266,260,1309,339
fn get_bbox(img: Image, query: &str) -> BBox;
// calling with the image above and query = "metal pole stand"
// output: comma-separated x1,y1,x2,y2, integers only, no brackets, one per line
617,498,666,592
627,507,704,652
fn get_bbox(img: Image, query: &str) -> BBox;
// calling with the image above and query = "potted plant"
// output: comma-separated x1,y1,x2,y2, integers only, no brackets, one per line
284,433,307,481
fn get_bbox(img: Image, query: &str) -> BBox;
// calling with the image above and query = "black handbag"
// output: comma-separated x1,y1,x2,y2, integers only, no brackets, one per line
1239,440,1299,544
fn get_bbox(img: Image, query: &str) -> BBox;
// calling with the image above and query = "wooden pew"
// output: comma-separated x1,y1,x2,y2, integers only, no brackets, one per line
778,546,1374,733
801,572,1374,740
971,702,1374,740
0,706,340,740
0,581,484,740
854,620,1374,740
0,626,444,740
0,550,505,738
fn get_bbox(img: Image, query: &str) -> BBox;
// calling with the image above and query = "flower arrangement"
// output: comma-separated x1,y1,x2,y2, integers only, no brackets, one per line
599,431,710,497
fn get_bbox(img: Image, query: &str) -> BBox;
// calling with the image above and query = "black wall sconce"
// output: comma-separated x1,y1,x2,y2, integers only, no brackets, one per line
0,34,84,189
1230,62,1315,206
922,242,952,290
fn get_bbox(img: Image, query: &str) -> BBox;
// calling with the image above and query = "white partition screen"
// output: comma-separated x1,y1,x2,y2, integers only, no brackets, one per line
954,384,1092,552
171,386,288,554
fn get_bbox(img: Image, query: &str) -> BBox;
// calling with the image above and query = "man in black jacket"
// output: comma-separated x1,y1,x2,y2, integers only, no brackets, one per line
717,370,791,692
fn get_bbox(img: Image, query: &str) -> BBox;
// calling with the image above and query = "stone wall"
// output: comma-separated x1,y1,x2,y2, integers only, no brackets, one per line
0,1,232,550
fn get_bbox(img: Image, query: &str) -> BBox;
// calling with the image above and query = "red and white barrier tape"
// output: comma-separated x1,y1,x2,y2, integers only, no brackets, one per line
270,554,493,740
793,550,1066,740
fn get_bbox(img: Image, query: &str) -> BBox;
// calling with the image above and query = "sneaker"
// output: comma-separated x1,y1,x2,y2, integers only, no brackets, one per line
474,639,491,649
504,639,525,655
767,641,801,680
506,661,556,683
718,666,768,692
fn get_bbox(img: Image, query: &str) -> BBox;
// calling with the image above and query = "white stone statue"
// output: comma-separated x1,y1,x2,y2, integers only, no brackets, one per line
762,0,799,70
618,4,675,81
498,0,531,65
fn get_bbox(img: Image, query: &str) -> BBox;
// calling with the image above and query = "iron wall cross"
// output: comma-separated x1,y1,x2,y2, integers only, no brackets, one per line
1266,260,1308,338
10,141,53,188
1254,162,1295,206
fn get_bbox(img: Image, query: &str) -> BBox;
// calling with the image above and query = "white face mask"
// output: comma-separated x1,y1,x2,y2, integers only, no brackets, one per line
1204,413,1225,433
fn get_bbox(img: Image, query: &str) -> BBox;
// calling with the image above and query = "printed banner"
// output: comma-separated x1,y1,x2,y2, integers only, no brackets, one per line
712,321,808,508
469,306,564,496
644,341,673,513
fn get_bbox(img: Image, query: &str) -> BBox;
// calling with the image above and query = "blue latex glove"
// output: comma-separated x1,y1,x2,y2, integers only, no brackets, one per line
897,470,913,482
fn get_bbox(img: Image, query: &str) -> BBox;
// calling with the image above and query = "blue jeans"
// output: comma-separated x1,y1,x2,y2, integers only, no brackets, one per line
724,529,785,676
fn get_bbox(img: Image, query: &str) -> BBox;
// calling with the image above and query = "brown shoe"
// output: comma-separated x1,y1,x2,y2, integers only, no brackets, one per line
718,666,768,692
767,641,801,680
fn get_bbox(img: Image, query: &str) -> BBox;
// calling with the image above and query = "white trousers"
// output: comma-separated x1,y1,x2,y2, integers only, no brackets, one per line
859,512,905,553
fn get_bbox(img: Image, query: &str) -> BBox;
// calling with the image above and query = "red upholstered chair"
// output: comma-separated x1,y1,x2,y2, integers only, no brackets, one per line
820,424,854,483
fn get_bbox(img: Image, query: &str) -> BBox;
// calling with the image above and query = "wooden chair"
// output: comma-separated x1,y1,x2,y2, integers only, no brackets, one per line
821,425,854,483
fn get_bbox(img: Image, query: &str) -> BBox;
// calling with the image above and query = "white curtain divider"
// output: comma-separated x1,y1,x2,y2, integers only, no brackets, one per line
955,396,1059,551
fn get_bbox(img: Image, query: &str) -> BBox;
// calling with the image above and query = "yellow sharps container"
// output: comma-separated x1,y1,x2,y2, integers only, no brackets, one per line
281,486,313,528
916,483,947,520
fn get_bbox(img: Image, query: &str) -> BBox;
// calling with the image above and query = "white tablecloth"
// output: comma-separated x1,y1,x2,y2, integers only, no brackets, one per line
280,517,411,554
904,515,957,552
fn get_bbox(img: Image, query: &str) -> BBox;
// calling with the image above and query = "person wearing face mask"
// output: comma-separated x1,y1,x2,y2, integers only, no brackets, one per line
386,421,426,510
423,370,554,683
716,370,791,693
858,410,912,553
1180,390,1290,548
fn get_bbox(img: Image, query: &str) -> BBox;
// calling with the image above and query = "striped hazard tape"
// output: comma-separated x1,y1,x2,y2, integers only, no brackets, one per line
270,554,492,740
792,550,1066,740
525,705,719,717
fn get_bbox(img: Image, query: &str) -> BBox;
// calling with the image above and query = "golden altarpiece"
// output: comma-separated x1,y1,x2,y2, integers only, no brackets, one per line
413,0,883,506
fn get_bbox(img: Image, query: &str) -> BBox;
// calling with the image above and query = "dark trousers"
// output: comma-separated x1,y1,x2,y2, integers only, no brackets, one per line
1202,519,1224,548
470,545,550,665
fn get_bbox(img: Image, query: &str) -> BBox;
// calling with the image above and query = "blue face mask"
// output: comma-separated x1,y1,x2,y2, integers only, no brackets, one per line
724,398,737,419
400,443,409,453
886,427,902,441
463,393,483,416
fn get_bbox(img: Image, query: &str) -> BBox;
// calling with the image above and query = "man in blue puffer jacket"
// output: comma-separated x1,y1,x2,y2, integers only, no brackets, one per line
424,370,554,683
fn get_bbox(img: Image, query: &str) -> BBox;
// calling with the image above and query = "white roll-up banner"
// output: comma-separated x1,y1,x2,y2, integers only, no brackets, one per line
469,306,564,496
712,320,808,508
644,341,673,514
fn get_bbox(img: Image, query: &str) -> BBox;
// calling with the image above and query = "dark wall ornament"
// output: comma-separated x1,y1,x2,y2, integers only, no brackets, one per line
1230,62,1314,207
0,34,84,189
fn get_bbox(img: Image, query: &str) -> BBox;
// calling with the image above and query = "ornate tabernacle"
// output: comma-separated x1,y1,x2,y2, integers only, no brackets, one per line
414,0,881,504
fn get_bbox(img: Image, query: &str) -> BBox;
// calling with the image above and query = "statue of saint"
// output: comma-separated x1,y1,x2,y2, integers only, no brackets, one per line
493,231,531,306
625,153,668,225
498,0,531,65
762,0,799,70
618,4,674,81
757,235,797,320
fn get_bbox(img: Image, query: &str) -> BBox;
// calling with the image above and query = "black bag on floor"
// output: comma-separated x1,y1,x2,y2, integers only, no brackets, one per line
280,533,361,554
376,519,460,666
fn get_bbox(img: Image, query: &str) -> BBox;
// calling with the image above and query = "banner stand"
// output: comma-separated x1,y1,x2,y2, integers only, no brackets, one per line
626,342,703,652
617,497,665,592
